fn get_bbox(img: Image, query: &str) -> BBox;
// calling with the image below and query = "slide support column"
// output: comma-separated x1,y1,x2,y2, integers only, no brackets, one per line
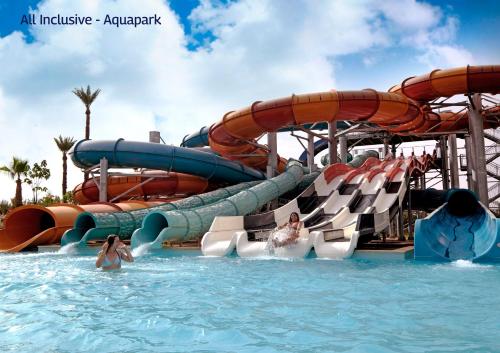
149,131,161,143
307,134,316,172
328,122,337,165
440,136,449,190
267,132,278,178
448,134,459,188
99,157,108,202
468,94,489,205
464,134,475,192
339,135,348,163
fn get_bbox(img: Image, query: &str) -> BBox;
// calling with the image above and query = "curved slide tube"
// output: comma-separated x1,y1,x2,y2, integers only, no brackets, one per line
208,65,499,170
0,201,162,252
69,139,266,184
414,190,500,262
180,122,351,149
61,181,259,247
201,151,378,257
73,171,208,204
131,163,305,249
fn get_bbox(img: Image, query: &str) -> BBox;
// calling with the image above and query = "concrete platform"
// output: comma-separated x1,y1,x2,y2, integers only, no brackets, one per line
352,246,414,261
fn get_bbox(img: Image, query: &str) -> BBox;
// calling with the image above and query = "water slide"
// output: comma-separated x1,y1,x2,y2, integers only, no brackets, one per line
130,162,305,249
70,139,266,183
206,65,499,173
201,151,378,256
415,189,500,262
0,201,162,252
73,171,209,204
61,181,259,247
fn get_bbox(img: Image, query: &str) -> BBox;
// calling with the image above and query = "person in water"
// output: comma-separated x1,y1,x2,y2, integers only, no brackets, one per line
272,212,303,248
96,234,134,270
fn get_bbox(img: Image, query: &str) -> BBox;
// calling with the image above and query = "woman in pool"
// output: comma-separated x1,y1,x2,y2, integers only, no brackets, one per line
271,212,303,248
96,234,134,270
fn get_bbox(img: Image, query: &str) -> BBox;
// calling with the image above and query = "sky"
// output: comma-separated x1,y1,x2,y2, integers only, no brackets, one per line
0,0,499,202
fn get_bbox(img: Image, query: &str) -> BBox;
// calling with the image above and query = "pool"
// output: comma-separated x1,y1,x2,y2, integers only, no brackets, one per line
1,250,499,353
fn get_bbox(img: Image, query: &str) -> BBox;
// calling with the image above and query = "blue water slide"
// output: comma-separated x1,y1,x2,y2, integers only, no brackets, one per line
69,139,266,183
414,189,500,262
180,122,351,148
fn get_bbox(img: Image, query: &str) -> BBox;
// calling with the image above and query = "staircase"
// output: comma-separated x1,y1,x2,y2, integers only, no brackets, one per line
485,128,499,210
458,128,499,210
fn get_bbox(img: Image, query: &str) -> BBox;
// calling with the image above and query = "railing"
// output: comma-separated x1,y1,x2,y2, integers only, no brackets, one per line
486,161,499,177
488,182,500,202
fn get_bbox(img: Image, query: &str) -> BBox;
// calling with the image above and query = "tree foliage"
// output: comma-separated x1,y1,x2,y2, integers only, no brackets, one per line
24,160,51,203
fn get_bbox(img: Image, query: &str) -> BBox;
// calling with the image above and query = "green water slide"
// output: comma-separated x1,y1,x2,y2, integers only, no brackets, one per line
60,181,260,247
131,163,305,249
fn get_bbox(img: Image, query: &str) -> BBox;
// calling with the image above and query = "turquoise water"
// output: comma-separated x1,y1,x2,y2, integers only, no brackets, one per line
1,250,499,353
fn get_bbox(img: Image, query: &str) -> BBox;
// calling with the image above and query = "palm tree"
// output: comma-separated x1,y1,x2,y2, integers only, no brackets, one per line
73,85,101,180
0,157,30,207
54,135,76,197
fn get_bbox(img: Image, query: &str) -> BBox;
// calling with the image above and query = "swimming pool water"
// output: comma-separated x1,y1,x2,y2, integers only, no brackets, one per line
0,250,499,353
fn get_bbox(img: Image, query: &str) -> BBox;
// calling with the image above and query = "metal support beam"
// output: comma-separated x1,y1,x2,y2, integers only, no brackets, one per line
464,134,475,191
339,135,348,163
307,134,316,172
468,94,489,205
397,206,405,241
383,137,390,158
99,157,108,202
328,122,338,165
448,134,459,188
440,136,449,190
267,132,278,178
109,177,155,203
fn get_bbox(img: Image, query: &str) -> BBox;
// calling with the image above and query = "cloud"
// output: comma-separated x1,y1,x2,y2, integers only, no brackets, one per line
0,0,483,201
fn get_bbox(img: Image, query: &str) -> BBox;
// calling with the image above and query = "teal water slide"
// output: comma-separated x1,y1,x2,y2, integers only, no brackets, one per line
414,189,500,262
61,138,271,246
131,163,304,249
61,181,259,246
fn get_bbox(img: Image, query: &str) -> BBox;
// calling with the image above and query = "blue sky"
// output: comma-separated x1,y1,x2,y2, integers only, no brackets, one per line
0,0,498,200
1,0,498,90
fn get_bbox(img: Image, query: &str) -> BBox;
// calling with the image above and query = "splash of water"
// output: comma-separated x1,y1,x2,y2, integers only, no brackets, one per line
132,243,153,257
451,259,492,269
58,243,79,255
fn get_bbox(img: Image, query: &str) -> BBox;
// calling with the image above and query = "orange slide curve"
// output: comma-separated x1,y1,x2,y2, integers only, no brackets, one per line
208,65,499,170
73,171,208,204
0,200,163,252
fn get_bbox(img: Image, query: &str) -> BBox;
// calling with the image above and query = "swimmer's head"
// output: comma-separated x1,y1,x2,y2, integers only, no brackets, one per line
106,234,119,252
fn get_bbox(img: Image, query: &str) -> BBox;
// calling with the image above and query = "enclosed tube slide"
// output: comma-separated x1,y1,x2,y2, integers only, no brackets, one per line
207,65,499,170
73,171,208,204
0,201,162,252
69,139,266,184
131,162,305,249
61,181,259,247
414,189,500,262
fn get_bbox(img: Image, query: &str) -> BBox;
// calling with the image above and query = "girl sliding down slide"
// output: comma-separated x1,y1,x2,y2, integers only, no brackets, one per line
271,212,303,248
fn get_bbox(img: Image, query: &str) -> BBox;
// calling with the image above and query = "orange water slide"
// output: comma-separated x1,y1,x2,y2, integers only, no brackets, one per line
0,200,163,252
73,171,209,204
208,65,500,170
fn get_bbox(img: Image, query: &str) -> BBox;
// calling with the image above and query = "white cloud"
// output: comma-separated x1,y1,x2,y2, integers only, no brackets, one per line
0,0,483,201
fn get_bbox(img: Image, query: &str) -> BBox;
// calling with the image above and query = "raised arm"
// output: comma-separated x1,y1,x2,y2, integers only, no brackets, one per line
118,243,134,262
95,243,108,268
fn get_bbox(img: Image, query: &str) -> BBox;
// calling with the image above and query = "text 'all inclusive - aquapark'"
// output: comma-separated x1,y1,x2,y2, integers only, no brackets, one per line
2,65,499,262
